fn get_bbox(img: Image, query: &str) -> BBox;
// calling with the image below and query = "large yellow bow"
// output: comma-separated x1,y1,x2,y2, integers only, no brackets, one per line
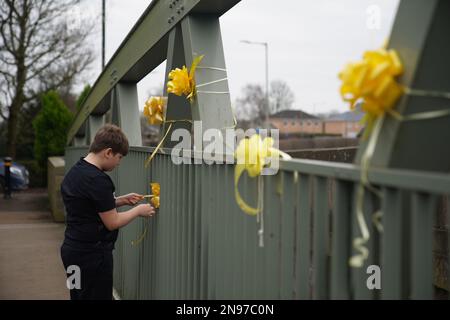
234,134,290,215
167,55,204,102
339,48,404,135
143,96,166,125
339,47,404,267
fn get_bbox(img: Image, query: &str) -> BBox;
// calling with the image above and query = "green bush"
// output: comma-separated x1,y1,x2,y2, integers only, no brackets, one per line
32,91,73,181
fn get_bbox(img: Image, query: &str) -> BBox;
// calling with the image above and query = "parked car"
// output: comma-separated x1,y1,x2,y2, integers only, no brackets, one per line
0,159,29,191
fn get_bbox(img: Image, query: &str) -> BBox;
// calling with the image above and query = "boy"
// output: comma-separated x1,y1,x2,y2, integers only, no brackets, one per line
60,124,154,300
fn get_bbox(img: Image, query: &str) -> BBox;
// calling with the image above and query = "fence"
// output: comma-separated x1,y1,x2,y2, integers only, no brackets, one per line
65,146,450,299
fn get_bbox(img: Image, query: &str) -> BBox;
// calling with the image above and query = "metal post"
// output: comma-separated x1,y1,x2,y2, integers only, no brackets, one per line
3,157,12,199
111,83,143,146
102,0,106,70
264,42,269,130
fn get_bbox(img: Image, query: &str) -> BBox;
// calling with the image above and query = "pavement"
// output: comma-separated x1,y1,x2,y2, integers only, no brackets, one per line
0,189,69,300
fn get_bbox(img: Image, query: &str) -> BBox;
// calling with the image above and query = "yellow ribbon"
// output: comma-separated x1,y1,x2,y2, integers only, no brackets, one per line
141,94,193,168
349,115,384,268
143,96,166,125
150,182,160,209
144,120,191,168
341,46,450,267
131,182,160,246
339,48,404,139
144,55,234,168
167,55,204,102
234,134,291,215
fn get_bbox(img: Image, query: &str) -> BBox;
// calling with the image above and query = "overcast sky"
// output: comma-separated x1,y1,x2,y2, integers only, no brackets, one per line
79,0,400,114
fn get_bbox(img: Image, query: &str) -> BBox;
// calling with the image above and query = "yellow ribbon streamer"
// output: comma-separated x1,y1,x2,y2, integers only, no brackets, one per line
144,120,191,168
349,115,384,268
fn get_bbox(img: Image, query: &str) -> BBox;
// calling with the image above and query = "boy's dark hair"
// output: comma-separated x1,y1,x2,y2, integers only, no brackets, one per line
89,124,129,156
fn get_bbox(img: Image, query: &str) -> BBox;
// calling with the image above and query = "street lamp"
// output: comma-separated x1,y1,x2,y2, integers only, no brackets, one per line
240,40,270,130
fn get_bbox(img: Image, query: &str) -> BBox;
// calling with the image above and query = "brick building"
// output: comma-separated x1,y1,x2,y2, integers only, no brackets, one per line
269,109,364,138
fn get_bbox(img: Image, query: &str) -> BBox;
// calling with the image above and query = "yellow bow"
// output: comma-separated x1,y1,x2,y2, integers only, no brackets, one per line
339,48,404,137
131,182,161,246
234,134,290,215
339,47,404,267
143,96,166,125
150,182,160,209
167,55,204,102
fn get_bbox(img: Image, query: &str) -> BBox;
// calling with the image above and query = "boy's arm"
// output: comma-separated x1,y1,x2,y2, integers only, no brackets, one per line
99,204,154,231
114,193,144,208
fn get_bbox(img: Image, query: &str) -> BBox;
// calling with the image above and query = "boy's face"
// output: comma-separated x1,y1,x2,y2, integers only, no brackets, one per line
103,148,123,171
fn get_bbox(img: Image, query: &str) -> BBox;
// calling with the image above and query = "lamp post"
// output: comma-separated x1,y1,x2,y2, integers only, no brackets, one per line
102,0,106,70
240,40,269,130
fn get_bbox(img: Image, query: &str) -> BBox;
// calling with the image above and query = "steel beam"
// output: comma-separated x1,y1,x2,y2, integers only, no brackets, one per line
111,83,142,146
181,14,234,134
87,115,106,144
162,25,192,148
67,0,241,145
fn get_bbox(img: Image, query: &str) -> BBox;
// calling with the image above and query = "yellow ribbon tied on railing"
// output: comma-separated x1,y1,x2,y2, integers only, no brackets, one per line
339,48,404,137
143,96,166,125
340,46,450,268
131,182,161,246
150,182,160,209
234,134,291,215
142,96,192,168
167,55,204,102
339,48,405,268
339,45,450,268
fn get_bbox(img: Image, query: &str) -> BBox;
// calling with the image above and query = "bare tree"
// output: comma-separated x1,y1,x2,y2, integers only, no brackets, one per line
0,0,95,157
235,84,266,125
270,80,294,113
235,80,295,125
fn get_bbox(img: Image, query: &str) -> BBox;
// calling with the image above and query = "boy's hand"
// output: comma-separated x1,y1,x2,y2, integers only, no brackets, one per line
136,204,155,217
118,193,145,206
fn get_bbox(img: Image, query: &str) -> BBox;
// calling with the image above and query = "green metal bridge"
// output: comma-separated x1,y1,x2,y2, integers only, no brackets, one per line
65,0,450,299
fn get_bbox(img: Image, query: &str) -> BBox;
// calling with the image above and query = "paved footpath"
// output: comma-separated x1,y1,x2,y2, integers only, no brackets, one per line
0,189,69,300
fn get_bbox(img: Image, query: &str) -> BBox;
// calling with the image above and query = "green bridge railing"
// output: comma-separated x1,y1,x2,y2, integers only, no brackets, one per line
65,146,450,299
64,0,450,299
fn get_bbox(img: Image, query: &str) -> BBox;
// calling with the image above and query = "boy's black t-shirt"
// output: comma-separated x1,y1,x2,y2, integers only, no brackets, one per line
61,157,118,250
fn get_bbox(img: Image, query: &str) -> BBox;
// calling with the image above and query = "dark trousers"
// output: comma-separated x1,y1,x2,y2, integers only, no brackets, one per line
60,243,114,300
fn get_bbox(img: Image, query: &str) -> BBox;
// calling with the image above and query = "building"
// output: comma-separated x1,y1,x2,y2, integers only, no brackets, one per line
269,109,364,138
269,110,322,136
323,110,364,138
